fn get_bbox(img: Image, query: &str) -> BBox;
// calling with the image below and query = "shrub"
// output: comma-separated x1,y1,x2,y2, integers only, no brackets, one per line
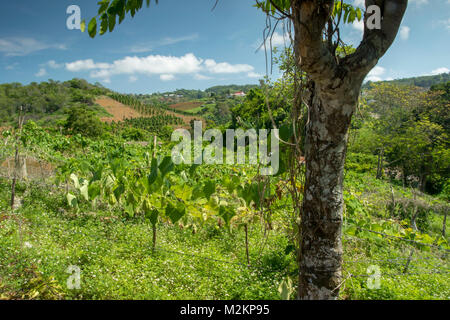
64,106,104,138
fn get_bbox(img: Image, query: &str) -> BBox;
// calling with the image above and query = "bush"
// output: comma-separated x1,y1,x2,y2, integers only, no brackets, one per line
388,198,432,232
345,152,378,174
121,127,147,141
64,106,104,138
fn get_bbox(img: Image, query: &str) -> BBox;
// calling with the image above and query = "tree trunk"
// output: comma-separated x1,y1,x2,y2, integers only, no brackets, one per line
402,166,408,187
152,224,157,252
289,0,407,301
376,148,384,179
298,81,357,300
418,173,426,192
20,155,28,180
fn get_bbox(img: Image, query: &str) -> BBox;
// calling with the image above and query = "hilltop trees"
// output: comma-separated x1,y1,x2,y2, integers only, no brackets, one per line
352,83,450,194
0,79,108,124
88,0,407,299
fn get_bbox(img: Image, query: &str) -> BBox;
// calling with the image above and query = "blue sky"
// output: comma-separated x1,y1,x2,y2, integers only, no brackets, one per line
0,0,449,94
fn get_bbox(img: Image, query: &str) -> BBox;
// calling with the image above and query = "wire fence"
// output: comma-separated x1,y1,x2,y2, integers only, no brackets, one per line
352,226,450,252
1,165,449,288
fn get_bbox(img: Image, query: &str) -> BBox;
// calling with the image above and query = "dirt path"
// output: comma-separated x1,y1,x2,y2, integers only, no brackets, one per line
95,97,142,123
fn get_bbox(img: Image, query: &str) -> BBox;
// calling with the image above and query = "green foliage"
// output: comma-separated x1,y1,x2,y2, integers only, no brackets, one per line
351,83,450,194
230,87,290,129
364,73,450,89
1,117,450,300
86,0,159,38
0,79,109,125
64,106,105,138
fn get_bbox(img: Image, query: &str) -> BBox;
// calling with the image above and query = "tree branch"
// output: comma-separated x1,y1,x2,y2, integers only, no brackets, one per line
291,0,337,84
343,0,408,77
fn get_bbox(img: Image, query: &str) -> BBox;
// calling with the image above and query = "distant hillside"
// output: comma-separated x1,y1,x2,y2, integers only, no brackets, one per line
205,84,259,96
363,73,450,89
137,84,260,100
0,78,110,125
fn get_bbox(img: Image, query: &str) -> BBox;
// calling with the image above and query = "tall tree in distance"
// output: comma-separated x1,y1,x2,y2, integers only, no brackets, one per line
88,0,408,299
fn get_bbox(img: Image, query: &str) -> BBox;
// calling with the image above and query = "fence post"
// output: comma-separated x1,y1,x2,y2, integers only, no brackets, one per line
402,250,414,274
443,207,448,238
153,135,157,158
390,185,396,215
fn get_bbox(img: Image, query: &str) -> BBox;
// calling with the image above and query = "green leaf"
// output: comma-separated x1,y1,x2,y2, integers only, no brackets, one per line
98,0,110,14
188,164,199,176
144,200,159,225
356,8,362,21
203,180,216,200
159,156,174,178
80,19,86,33
67,193,78,208
124,202,135,217
90,166,103,183
279,124,293,142
70,173,80,189
88,17,97,38
172,184,193,201
278,278,293,300
100,14,108,35
88,182,101,200
113,183,125,201
108,13,116,32
219,205,235,226
147,157,158,186
80,182,89,201
165,202,186,224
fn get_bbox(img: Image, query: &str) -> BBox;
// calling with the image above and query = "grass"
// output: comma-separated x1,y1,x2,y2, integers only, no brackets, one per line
0,180,292,300
0,151,449,300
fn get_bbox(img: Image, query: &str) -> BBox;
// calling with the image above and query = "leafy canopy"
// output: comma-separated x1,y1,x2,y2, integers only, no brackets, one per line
87,1,363,38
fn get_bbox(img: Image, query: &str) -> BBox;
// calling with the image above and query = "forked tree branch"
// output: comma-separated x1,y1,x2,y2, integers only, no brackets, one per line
343,0,408,77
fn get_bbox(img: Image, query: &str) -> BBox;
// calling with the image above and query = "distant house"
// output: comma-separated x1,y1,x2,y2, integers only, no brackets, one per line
231,91,246,97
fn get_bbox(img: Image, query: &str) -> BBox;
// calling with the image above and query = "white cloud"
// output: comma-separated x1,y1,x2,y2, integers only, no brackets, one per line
130,33,199,53
270,32,289,47
66,59,110,72
410,0,429,6
65,53,257,82
5,62,19,70
0,37,66,56
35,68,47,77
45,60,64,69
256,32,290,51
399,26,410,40
353,0,365,8
129,76,138,82
440,18,450,30
160,74,175,81
430,67,450,75
247,72,263,78
204,59,253,74
194,73,212,80
365,66,386,82
352,19,364,33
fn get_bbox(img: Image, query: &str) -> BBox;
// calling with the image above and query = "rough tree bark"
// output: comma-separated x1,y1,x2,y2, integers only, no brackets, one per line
376,148,384,179
291,0,407,299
